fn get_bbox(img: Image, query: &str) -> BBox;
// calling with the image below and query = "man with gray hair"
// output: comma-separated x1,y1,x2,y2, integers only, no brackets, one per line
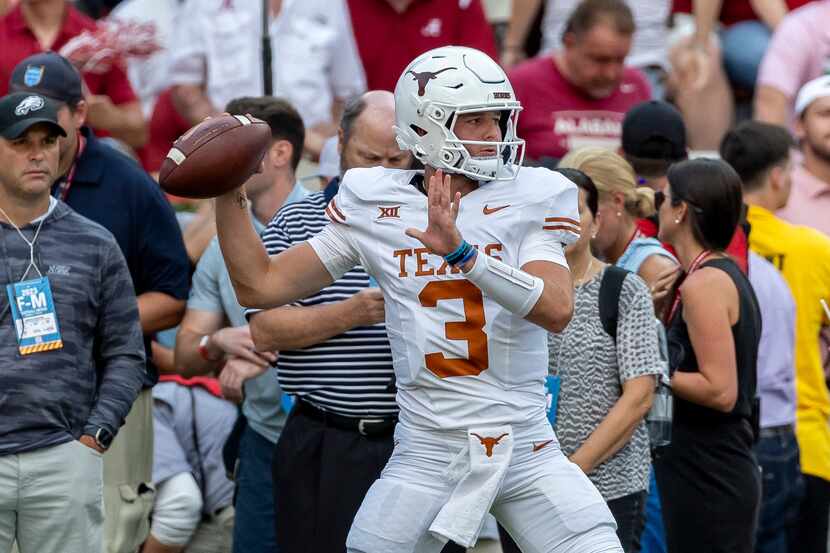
246,91,464,553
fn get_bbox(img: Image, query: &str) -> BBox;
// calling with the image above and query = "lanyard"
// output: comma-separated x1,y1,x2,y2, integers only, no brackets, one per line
54,133,86,202
622,227,644,254
0,204,47,281
666,249,711,324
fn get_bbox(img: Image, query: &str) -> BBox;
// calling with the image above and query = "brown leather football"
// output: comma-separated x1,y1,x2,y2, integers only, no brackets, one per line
158,114,272,199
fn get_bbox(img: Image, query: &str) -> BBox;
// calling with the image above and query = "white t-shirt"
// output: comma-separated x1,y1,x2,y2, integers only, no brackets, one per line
541,0,671,70
168,0,366,127
308,166,579,432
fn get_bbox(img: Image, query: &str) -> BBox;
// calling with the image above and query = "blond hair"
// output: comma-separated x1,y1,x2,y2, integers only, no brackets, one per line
559,147,655,218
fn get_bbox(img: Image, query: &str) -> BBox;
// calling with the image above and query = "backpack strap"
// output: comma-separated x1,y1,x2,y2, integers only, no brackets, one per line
599,265,630,340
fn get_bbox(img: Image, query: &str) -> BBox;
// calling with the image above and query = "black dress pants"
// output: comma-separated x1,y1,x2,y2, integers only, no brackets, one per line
606,491,647,553
273,405,465,553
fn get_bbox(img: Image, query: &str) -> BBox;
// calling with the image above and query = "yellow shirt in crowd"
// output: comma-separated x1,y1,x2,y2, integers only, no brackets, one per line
748,205,830,482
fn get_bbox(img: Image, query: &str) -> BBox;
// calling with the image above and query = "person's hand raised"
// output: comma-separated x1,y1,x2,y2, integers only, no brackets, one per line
405,170,464,257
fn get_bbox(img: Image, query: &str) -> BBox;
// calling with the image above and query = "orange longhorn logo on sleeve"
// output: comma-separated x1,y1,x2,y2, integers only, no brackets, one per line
470,433,509,457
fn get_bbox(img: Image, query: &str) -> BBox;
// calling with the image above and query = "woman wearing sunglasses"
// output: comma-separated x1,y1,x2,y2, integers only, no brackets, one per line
653,158,762,553
558,148,679,317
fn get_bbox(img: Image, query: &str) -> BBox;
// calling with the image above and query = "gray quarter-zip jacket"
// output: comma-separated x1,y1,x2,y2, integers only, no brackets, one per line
0,200,145,455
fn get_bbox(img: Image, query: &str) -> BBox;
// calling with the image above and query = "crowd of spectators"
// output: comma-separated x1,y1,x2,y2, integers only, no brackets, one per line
1,0,830,552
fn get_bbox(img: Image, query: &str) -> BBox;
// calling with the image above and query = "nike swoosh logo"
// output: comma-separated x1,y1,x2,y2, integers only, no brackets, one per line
483,204,510,215
532,440,553,453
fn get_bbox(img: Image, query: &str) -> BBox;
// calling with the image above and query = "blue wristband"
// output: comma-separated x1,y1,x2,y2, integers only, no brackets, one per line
455,246,477,266
444,240,471,265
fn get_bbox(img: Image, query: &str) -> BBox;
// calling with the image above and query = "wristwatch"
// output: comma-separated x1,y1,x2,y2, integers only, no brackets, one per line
94,427,114,450
198,334,221,362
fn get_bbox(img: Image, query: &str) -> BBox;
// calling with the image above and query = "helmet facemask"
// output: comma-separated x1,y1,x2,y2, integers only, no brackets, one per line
441,105,525,182
404,100,525,182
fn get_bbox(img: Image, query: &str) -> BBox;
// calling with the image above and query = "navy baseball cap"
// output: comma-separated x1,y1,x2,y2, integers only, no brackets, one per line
0,92,67,140
622,100,687,161
9,52,83,105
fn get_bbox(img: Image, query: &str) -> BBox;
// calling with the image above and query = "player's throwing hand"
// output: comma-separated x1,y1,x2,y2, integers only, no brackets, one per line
405,169,464,256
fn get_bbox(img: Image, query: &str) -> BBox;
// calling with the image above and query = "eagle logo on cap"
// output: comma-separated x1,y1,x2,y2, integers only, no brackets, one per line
14,95,45,116
23,65,44,87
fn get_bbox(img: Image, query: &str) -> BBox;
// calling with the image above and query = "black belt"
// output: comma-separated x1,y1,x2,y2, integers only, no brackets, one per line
295,399,397,438
759,423,795,439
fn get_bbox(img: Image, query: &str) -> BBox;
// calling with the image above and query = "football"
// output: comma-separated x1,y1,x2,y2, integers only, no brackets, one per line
158,114,272,199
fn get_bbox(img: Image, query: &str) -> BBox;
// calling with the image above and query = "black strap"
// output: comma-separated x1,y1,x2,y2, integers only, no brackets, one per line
188,388,207,500
262,0,273,95
598,266,630,340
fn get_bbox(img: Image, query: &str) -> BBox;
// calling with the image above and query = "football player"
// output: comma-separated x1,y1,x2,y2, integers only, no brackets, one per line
215,46,622,553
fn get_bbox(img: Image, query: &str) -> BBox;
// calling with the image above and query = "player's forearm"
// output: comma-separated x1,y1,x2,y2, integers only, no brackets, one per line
216,190,276,307
250,300,363,351
570,385,653,473
754,85,791,125
525,277,574,333
460,252,573,333
216,192,334,309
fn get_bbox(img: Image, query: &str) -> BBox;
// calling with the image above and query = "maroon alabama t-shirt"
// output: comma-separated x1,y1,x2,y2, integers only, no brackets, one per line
509,56,651,161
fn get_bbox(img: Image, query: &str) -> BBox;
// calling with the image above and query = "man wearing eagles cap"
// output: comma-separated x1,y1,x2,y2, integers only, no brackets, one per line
10,51,191,553
0,91,145,553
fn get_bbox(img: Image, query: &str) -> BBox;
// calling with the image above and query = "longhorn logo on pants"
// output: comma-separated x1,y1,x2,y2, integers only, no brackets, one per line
471,433,509,457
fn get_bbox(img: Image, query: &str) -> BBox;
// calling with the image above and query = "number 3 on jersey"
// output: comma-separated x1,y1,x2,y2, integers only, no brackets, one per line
418,280,489,378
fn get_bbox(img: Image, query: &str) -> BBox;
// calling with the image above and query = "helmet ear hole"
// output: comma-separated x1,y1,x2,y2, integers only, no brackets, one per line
410,124,428,137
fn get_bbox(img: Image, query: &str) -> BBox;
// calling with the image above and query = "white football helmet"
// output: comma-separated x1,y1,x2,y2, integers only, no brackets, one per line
394,46,525,182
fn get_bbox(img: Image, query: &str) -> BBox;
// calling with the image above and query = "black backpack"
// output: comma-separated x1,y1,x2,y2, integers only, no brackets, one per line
598,265,629,340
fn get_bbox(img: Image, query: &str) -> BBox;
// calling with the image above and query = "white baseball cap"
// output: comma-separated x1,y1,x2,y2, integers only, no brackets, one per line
795,75,830,116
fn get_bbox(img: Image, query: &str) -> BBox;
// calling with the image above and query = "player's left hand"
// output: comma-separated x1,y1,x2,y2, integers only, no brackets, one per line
405,169,463,256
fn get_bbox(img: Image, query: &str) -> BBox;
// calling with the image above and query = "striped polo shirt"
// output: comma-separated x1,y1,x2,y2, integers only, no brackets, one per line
253,179,397,418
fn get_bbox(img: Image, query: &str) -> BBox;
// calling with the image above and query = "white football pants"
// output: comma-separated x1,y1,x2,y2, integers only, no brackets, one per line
346,421,622,553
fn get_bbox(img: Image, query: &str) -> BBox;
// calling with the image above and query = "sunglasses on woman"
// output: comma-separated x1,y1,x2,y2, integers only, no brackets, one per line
654,189,704,214
654,190,665,211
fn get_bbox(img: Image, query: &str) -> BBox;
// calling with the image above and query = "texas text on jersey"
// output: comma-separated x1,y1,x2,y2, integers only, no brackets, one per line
309,165,580,434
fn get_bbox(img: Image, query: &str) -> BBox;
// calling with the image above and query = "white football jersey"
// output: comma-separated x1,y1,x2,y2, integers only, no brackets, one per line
308,166,580,431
